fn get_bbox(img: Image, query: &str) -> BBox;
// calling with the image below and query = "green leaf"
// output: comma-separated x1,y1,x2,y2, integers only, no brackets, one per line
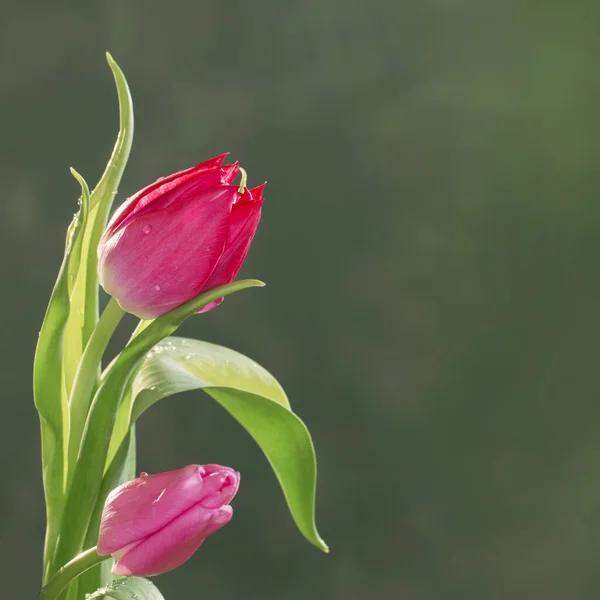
66,298,126,494
62,52,134,399
66,169,91,295
44,55,133,581
120,336,328,552
53,280,265,572
86,577,165,600
34,169,90,583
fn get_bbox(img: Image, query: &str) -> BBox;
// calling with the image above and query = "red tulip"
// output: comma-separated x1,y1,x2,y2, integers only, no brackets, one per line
98,154,264,318
97,464,240,577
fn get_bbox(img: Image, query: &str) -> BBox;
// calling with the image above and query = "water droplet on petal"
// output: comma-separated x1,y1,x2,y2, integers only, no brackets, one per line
154,284,161,291
143,225,152,235
140,472,148,478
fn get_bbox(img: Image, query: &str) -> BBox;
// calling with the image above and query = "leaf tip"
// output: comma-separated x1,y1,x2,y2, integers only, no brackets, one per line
105,52,124,79
241,279,265,288
69,168,90,195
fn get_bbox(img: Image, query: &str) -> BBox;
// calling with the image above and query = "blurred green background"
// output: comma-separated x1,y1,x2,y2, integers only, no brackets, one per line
3,0,600,598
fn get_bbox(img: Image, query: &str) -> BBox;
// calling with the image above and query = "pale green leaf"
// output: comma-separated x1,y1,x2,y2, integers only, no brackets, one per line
122,336,328,552
87,577,164,600
131,337,290,416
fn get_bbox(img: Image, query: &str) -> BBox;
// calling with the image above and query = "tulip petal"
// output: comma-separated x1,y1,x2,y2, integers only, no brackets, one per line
197,469,240,508
98,465,239,559
125,161,241,228
220,162,240,184
107,155,238,235
99,186,239,318
201,184,265,293
112,504,233,577
196,297,224,313
98,465,206,555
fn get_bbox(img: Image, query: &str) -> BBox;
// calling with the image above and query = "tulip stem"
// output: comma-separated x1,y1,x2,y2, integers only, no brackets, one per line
66,297,126,493
40,546,106,600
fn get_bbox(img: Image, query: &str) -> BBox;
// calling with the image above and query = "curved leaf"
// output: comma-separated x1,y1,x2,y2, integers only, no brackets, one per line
63,53,134,400
90,54,135,210
131,337,290,418
124,337,328,552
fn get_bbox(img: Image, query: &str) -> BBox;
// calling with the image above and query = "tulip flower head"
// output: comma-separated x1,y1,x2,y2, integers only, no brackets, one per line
97,464,240,577
98,155,264,318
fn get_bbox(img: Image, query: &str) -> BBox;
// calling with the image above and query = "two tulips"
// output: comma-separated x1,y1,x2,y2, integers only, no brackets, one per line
96,154,263,575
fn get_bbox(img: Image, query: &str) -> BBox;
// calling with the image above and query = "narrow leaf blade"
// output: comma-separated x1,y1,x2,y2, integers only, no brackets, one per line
34,173,89,581
63,53,134,399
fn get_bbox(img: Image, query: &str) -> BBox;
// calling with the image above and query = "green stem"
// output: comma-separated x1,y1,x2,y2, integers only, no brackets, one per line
41,547,107,600
67,297,126,490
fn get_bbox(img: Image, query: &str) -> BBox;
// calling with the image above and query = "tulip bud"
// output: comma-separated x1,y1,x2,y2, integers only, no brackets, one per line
97,464,240,577
98,154,264,318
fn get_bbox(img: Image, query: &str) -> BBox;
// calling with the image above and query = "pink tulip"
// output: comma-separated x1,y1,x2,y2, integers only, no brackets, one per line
97,464,240,577
98,154,264,318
